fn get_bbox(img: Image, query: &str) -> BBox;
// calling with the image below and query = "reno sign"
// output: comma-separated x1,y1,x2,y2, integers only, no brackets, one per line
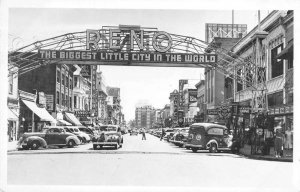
86,29,173,53
37,26,217,66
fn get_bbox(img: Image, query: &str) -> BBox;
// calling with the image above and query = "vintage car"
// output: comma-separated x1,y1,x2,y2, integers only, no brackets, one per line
64,126,90,143
163,128,175,142
17,127,80,150
78,126,96,140
172,128,189,147
185,123,234,153
93,125,123,150
130,129,138,136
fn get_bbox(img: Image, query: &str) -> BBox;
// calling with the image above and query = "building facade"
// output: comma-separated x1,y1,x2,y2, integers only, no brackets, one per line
7,65,19,141
135,105,155,129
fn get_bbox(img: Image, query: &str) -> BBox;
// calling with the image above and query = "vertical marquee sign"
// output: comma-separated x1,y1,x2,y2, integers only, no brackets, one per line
178,79,188,124
91,65,98,117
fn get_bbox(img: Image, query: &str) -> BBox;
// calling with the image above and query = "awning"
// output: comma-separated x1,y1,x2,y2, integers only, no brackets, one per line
277,42,293,59
8,107,18,121
57,119,72,126
65,112,82,126
22,99,56,123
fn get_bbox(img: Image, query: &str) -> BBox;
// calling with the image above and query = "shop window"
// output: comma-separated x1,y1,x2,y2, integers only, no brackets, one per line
56,91,60,105
268,91,283,107
9,75,13,94
271,44,283,78
57,70,60,83
287,55,293,69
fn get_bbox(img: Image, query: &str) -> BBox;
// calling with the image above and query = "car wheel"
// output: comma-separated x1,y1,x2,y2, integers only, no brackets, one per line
114,144,118,150
209,143,218,153
192,148,198,153
67,140,75,148
30,141,40,150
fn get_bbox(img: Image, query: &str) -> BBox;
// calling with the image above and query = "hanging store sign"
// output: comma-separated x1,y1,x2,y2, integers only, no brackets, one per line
74,110,91,117
38,50,217,64
268,105,293,115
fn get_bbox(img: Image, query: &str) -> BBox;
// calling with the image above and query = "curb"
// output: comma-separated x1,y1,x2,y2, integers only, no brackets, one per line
7,150,186,155
240,153,293,162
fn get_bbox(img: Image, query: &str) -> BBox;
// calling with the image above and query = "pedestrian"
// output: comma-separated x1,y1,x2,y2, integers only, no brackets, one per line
274,126,284,158
142,128,146,140
160,128,165,141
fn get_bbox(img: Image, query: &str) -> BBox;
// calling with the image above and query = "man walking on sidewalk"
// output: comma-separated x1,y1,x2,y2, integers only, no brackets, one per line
142,128,146,140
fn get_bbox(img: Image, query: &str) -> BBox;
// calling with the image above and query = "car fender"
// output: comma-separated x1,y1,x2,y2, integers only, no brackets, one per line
206,139,218,149
66,135,80,145
27,136,47,148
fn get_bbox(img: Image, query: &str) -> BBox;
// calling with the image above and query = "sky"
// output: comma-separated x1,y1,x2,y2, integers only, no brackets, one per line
8,8,271,121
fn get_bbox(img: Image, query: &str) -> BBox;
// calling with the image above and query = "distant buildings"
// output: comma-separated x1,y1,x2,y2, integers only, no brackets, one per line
135,105,155,129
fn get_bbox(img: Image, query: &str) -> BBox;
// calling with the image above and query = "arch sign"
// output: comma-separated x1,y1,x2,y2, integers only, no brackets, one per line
37,26,217,67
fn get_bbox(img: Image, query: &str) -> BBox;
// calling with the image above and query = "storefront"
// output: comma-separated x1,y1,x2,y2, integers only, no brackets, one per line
8,106,19,141
19,90,56,135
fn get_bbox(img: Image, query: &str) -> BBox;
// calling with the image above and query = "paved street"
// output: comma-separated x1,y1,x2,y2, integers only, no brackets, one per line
7,134,296,191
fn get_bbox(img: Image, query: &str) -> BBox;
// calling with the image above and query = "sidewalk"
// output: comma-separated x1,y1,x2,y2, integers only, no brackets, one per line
239,144,293,162
7,141,18,152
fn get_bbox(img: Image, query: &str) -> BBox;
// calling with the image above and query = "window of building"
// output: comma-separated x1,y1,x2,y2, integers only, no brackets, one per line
70,96,72,109
9,75,13,94
56,91,60,105
237,69,243,92
287,91,293,105
62,93,64,106
69,78,72,89
65,95,68,107
287,55,293,69
57,70,60,83
62,74,65,86
74,77,78,88
268,91,283,107
66,75,69,88
74,96,77,108
271,44,283,78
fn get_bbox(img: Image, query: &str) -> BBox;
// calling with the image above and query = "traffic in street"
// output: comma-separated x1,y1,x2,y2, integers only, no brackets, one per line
8,132,294,190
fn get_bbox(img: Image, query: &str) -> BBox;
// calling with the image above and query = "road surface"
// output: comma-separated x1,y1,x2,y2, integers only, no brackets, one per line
7,133,297,192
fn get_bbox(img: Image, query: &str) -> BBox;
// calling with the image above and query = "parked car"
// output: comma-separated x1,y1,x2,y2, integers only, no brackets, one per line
163,128,175,142
78,126,96,140
93,125,123,150
63,126,90,143
185,123,235,153
173,128,189,147
130,129,138,136
17,127,80,150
